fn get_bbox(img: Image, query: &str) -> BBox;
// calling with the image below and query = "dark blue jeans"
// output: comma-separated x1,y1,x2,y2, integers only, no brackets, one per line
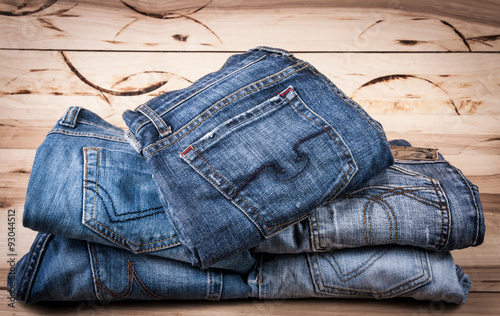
122,46,394,267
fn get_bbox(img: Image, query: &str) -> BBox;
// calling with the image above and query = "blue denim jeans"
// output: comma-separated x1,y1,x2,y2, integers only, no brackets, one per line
22,107,484,272
12,233,471,304
122,47,394,267
255,140,485,253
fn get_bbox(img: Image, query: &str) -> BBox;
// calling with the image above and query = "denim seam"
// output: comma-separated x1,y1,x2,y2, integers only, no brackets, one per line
139,54,271,126
318,247,392,282
90,243,172,300
138,104,172,137
48,129,128,143
364,198,397,245
91,243,131,298
334,186,445,250
83,148,179,251
143,62,310,158
129,261,171,299
183,90,354,231
308,67,386,138
336,186,443,208
314,248,430,297
429,177,451,250
18,233,50,303
445,161,480,245
74,119,124,135
85,180,163,220
189,146,311,231
310,212,324,251
284,96,355,200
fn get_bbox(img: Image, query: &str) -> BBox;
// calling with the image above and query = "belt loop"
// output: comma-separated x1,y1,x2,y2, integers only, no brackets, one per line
59,106,81,128
137,104,172,137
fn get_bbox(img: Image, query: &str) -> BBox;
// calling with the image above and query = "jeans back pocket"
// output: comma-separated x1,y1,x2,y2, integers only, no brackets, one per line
83,147,180,253
307,246,431,299
181,86,357,236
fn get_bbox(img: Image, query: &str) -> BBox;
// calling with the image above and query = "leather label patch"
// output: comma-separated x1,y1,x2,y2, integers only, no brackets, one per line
390,146,439,161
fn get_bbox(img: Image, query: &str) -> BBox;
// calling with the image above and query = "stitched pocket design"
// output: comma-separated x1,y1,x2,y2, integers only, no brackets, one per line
307,246,431,299
310,165,451,251
88,242,222,301
83,147,180,253
180,86,357,236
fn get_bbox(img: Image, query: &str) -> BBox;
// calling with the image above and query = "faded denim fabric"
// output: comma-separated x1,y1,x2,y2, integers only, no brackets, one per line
13,233,471,304
22,108,484,272
122,46,395,267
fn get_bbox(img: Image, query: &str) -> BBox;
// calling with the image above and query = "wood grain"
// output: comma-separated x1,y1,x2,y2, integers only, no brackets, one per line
0,0,499,314
1,0,499,51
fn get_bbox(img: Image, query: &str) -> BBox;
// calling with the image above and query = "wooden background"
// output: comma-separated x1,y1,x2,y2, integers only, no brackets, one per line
0,0,499,314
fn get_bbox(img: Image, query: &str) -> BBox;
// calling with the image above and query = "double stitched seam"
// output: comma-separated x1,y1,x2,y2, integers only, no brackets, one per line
446,161,480,245
19,233,43,301
91,244,133,298
135,54,271,132
308,68,385,138
316,248,428,296
190,147,309,230
91,244,171,299
318,247,391,283
75,120,124,135
336,186,445,248
364,198,397,245
84,180,163,220
139,105,171,136
311,211,325,251
144,63,310,158
428,177,450,250
61,107,79,125
128,261,171,299
49,129,128,143
284,98,353,201
335,186,442,207
83,148,179,250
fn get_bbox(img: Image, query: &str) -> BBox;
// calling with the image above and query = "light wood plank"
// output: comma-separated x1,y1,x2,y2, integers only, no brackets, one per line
1,52,499,116
1,0,499,51
1,292,500,315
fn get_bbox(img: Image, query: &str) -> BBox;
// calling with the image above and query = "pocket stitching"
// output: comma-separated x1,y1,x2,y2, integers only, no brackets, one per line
189,146,311,230
83,148,180,251
90,243,172,300
312,248,430,297
183,90,356,231
284,97,354,199
143,63,310,158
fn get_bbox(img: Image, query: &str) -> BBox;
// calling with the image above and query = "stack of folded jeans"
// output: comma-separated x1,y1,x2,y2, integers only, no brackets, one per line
11,47,485,305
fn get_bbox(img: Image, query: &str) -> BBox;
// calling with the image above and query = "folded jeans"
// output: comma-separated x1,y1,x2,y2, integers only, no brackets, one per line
122,46,394,267
12,233,471,304
22,107,484,273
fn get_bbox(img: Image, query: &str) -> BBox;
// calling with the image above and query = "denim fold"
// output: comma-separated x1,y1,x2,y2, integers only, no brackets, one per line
13,233,470,304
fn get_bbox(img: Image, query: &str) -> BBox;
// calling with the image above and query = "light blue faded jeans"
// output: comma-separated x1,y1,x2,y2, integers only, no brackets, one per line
13,233,471,304
22,108,484,273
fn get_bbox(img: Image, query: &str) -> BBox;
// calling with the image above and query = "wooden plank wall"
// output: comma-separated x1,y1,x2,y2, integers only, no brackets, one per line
0,0,499,314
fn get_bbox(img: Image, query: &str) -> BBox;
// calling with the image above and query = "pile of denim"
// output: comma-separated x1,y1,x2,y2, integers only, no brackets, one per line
11,47,484,304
